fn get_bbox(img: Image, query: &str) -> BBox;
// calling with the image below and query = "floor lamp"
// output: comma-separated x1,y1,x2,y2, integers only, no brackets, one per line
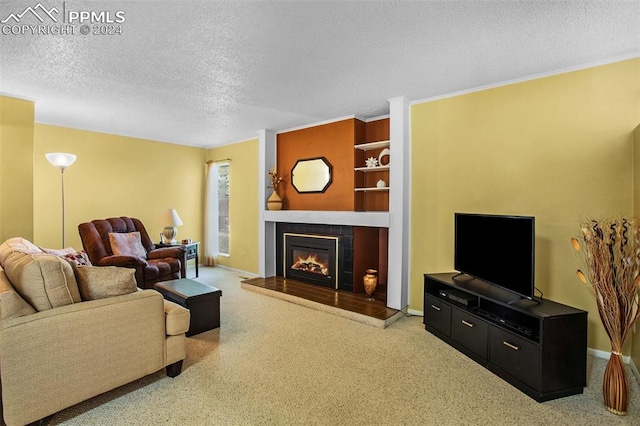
45,153,77,248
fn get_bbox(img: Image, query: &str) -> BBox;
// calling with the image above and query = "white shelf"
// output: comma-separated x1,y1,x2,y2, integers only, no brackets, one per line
263,210,389,228
354,165,390,172
354,140,390,151
354,187,390,192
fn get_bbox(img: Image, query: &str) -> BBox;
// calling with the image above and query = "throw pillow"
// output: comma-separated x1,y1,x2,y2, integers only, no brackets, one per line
3,252,82,311
40,246,76,256
0,237,43,267
61,250,93,266
72,265,137,301
109,232,147,258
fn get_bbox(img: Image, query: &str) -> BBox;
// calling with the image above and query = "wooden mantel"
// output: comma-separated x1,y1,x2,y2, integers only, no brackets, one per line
263,210,389,228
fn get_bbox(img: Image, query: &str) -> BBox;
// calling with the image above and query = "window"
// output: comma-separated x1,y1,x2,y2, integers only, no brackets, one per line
217,163,230,255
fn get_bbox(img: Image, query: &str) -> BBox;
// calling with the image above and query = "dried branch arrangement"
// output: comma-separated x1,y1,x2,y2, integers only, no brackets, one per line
268,166,284,189
572,217,640,415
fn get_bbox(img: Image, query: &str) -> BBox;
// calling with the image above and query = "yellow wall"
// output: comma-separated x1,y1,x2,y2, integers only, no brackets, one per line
411,58,640,352
33,124,206,250
0,96,34,241
633,124,640,366
207,139,259,274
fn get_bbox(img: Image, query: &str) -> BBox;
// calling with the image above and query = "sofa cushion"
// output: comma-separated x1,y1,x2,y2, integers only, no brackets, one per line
0,268,36,320
2,252,82,311
73,265,137,300
109,232,147,258
0,237,43,267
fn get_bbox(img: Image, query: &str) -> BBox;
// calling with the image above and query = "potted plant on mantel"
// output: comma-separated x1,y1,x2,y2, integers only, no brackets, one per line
267,166,284,211
571,217,640,416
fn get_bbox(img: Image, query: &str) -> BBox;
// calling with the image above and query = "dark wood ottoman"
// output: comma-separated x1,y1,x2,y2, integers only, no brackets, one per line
155,278,222,337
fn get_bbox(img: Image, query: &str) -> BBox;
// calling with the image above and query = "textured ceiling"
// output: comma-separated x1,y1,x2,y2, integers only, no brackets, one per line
1,1,639,148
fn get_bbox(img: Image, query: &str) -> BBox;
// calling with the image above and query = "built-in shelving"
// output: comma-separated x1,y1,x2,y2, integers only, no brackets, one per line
354,165,390,172
354,139,390,199
354,187,389,192
354,140,390,150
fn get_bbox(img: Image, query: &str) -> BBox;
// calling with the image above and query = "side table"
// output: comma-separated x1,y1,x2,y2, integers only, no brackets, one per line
156,241,199,278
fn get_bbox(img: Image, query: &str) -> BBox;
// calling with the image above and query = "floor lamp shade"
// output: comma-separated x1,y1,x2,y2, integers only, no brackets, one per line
159,209,183,244
45,153,77,248
45,153,77,170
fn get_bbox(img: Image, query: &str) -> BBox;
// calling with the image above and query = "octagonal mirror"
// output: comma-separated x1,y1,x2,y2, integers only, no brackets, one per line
291,157,332,193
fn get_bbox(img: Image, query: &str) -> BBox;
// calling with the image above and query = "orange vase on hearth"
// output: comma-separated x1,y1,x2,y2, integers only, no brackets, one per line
363,269,378,301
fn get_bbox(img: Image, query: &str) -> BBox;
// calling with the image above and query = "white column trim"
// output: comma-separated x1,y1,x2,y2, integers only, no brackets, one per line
258,129,276,277
387,96,411,310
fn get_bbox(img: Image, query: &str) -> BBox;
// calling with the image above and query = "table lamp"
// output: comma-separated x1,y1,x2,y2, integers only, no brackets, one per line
159,208,183,244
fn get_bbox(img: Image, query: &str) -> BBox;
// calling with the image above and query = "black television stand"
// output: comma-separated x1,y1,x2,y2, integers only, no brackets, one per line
423,272,587,402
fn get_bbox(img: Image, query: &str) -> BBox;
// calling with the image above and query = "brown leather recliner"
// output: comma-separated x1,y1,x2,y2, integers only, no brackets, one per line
78,217,186,289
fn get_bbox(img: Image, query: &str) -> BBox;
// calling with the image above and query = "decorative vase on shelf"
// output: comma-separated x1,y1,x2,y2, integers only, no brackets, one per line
267,190,283,211
363,269,378,301
378,148,390,166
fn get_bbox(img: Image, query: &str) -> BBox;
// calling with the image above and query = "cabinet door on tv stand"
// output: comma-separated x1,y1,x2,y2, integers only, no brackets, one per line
451,308,489,360
489,326,540,390
424,294,452,337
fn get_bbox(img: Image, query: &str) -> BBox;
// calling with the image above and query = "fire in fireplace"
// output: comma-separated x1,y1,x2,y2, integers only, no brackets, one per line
284,233,340,289
291,253,329,276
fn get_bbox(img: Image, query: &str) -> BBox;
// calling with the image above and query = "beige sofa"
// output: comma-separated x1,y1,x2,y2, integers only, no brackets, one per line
0,238,190,426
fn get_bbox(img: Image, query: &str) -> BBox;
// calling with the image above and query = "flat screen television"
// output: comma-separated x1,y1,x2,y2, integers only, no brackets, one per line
454,213,535,300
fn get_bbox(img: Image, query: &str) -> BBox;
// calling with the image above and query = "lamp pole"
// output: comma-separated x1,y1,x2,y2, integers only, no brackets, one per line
45,153,76,248
60,166,67,247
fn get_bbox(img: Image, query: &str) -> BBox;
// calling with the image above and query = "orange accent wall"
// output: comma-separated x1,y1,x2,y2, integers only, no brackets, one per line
277,119,363,211
364,118,389,143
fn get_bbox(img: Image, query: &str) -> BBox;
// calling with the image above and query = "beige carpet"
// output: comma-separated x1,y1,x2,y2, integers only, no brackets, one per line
48,267,639,425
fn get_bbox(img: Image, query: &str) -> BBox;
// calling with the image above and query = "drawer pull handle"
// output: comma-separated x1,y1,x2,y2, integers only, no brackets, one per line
430,304,441,311
461,320,475,328
503,341,520,351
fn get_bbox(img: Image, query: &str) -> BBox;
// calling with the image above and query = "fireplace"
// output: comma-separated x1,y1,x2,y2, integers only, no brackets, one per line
284,233,340,289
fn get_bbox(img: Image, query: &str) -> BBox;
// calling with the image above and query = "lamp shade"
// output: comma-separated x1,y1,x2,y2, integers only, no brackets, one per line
45,153,77,169
159,208,183,227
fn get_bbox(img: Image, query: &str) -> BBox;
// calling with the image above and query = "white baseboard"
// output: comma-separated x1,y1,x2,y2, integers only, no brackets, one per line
407,309,423,316
588,348,640,386
587,347,631,364
211,264,258,279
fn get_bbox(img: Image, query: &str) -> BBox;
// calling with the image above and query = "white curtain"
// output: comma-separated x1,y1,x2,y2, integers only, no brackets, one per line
203,161,218,266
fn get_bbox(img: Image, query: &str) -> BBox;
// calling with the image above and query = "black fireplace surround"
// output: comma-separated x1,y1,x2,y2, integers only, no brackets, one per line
276,223,353,291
